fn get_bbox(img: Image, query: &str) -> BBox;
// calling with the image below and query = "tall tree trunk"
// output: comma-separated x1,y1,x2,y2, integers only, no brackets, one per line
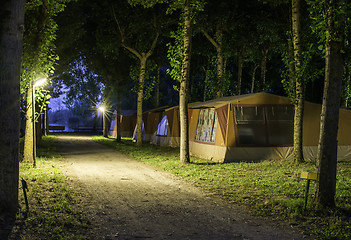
203,66,209,101
0,0,25,238
342,62,350,107
260,47,268,91
121,34,158,147
23,87,34,163
137,56,147,146
203,28,224,98
43,107,49,136
251,64,259,93
36,105,42,146
292,0,304,163
103,92,111,138
154,65,160,107
103,112,109,137
116,93,122,142
179,0,192,164
215,29,224,98
93,106,97,132
237,48,244,95
314,0,345,210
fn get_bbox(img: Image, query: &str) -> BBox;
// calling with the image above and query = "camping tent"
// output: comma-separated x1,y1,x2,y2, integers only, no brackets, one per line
110,110,137,138
149,105,181,147
131,106,170,142
188,92,351,162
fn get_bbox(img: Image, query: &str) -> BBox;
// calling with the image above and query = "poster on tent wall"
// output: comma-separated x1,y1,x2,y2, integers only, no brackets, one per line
195,108,218,143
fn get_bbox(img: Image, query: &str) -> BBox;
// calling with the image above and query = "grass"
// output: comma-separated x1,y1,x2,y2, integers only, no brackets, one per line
93,136,351,240
11,135,90,240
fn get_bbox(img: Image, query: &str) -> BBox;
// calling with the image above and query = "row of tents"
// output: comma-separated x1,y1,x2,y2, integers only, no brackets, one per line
109,92,351,162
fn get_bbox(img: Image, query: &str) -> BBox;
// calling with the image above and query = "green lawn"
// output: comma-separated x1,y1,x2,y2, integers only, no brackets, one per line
13,136,89,240
93,136,351,240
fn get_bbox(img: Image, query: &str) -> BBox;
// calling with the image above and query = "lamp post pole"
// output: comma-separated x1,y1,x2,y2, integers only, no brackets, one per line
32,77,46,167
99,106,105,135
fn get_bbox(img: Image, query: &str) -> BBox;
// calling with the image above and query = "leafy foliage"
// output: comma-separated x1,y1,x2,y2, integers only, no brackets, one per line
167,21,185,85
21,0,70,93
57,57,104,118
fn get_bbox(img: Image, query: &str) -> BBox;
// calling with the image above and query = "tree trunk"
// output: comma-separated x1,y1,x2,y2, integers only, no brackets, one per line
251,64,259,93
103,111,109,138
314,0,345,210
215,29,224,98
116,94,122,142
202,27,224,98
292,0,304,163
0,0,25,238
137,56,147,146
36,106,42,146
43,107,49,136
154,65,160,108
93,106,98,132
24,87,34,163
260,47,268,91
237,48,244,95
342,62,350,107
121,35,158,146
179,0,192,164
203,67,209,101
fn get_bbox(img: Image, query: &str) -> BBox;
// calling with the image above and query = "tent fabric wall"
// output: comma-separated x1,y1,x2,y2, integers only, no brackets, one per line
130,106,170,143
150,106,180,147
188,92,351,162
110,112,137,138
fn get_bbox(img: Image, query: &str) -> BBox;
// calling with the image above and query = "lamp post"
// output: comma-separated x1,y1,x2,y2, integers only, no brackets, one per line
32,77,46,167
98,106,105,135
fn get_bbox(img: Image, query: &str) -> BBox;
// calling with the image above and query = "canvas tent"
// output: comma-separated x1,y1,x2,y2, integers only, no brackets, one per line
149,105,181,147
131,106,170,142
110,110,137,138
188,92,351,162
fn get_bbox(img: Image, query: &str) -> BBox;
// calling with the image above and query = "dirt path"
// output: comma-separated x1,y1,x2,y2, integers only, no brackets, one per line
57,135,310,240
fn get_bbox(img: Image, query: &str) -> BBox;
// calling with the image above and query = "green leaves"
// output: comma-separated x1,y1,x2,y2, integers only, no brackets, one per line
167,21,185,83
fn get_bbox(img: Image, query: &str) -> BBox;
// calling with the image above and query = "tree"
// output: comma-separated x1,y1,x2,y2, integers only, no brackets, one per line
130,0,205,162
112,2,161,146
22,0,69,164
200,0,233,98
0,0,25,238
57,57,105,131
292,0,304,163
179,0,193,163
313,0,348,210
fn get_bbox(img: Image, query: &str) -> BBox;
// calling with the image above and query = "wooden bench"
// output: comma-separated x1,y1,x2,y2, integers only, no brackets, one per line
49,125,65,131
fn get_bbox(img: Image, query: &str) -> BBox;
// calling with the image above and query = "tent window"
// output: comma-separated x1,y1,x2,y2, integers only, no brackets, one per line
235,106,266,145
156,115,168,136
195,108,218,143
266,106,294,145
234,105,294,146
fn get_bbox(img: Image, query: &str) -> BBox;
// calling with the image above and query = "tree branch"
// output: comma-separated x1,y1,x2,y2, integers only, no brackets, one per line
123,45,143,60
112,6,125,43
202,30,219,50
146,32,159,58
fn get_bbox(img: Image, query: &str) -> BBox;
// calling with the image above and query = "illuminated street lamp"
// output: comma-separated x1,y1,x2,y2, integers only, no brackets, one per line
32,77,46,167
98,106,105,134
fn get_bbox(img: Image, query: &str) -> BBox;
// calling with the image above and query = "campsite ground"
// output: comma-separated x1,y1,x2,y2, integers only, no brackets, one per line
55,134,310,239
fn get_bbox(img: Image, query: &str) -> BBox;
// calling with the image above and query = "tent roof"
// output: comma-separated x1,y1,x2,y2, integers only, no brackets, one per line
188,92,292,109
145,106,170,113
